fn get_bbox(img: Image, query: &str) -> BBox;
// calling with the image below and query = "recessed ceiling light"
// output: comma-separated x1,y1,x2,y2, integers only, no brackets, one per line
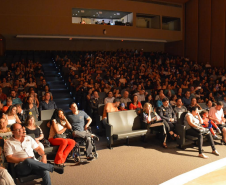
93,15,95,16
114,14,116,15
78,11,79,13
117,13,120,15
76,14,77,15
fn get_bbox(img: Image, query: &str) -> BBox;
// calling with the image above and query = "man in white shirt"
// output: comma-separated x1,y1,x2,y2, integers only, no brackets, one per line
104,91,115,104
4,123,64,185
120,91,131,109
209,101,226,144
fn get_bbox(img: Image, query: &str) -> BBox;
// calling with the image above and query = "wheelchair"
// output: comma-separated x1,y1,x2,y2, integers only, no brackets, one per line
70,127,98,163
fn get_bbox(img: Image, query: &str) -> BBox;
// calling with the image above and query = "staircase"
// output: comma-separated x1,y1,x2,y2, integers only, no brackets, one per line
42,60,74,113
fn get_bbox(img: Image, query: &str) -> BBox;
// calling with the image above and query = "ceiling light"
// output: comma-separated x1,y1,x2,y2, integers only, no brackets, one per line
93,15,95,16
114,14,116,15
117,13,120,15
78,11,79,13
76,14,77,15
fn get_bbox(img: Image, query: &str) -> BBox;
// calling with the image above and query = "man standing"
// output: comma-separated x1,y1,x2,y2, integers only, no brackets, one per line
4,123,64,185
39,92,57,112
67,102,99,160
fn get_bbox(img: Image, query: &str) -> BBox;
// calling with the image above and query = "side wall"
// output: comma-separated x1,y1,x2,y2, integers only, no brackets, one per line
185,0,226,67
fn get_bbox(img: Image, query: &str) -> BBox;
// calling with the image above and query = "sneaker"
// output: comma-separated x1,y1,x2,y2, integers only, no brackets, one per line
92,135,99,142
53,165,64,174
213,135,220,140
212,150,220,156
217,128,222,134
87,154,94,160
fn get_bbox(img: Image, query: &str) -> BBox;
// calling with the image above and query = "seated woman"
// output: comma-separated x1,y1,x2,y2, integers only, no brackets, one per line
24,96,39,121
48,109,76,167
2,97,12,113
200,110,221,140
129,95,142,110
184,106,219,158
24,115,44,150
0,118,11,133
4,105,21,126
142,103,168,148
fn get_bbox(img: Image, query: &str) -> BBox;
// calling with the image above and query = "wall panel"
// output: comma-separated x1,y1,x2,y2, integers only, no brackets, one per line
198,0,211,64
210,0,226,68
185,0,198,61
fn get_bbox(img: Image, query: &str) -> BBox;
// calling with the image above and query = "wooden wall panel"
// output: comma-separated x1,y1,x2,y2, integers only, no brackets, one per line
210,0,226,68
198,0,211,64
185,0,198,61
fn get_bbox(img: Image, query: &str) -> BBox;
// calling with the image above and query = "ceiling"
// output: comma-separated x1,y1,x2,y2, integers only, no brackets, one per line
72,8,131,19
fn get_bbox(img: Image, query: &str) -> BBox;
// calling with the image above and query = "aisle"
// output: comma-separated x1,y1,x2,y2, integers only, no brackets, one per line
42,60,74,113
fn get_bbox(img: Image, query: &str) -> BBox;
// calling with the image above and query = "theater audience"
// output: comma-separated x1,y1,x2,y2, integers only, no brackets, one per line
174,98,187,115
182,91,191,107
188,98,202,111
102,98,120,125
0,118,11,133
3,90,22,105
184,106,219,158
24,115,44,150
4,105,21,125
39,92,57,112
104,91,115,104
0,88,7,102
48,109,75,167
15,104,26,123
209,101,226,144
2,97,12,113
120,91,131,109
4,123,64,185
142,103,168,148
67,102,99,160
42,85,53,100
24,96,39,121
158,98,179,140
129,95,142,110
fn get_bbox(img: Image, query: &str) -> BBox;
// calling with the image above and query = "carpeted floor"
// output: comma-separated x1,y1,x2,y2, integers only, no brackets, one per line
17,136,226,185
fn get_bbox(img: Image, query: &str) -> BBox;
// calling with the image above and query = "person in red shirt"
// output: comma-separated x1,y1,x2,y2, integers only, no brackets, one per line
129,95,142,110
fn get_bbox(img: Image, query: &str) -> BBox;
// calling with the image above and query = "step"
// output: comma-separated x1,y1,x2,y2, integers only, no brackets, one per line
53,94,71,99
51,89,69,94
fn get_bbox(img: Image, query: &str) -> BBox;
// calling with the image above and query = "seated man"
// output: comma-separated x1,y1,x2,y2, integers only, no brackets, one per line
156,93,166,108
67,102,99,160
3,90,22,106
120,91,131,109
39,92,57,112
209,101,226,144
174,98,187,115
4,123,64,185
182,91,191,107
15,104,26,123
104,91,115,104
102,98,120,125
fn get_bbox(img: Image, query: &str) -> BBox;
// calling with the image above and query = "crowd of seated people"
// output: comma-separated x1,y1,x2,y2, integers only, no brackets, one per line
55,49,226,152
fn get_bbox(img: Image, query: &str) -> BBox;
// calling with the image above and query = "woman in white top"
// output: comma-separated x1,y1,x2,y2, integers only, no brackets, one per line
184,106,219,158
4,105,21,126
48,109,75,167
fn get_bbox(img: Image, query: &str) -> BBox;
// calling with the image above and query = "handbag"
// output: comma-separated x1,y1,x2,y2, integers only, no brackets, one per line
53,133,67,139
40,138,51,147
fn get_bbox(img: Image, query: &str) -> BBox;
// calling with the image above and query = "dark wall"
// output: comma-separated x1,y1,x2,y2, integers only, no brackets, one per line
185,0,226,67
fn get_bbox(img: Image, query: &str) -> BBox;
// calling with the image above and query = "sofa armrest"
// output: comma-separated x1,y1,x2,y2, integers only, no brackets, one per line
175,123,186,146
105,124,113,146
